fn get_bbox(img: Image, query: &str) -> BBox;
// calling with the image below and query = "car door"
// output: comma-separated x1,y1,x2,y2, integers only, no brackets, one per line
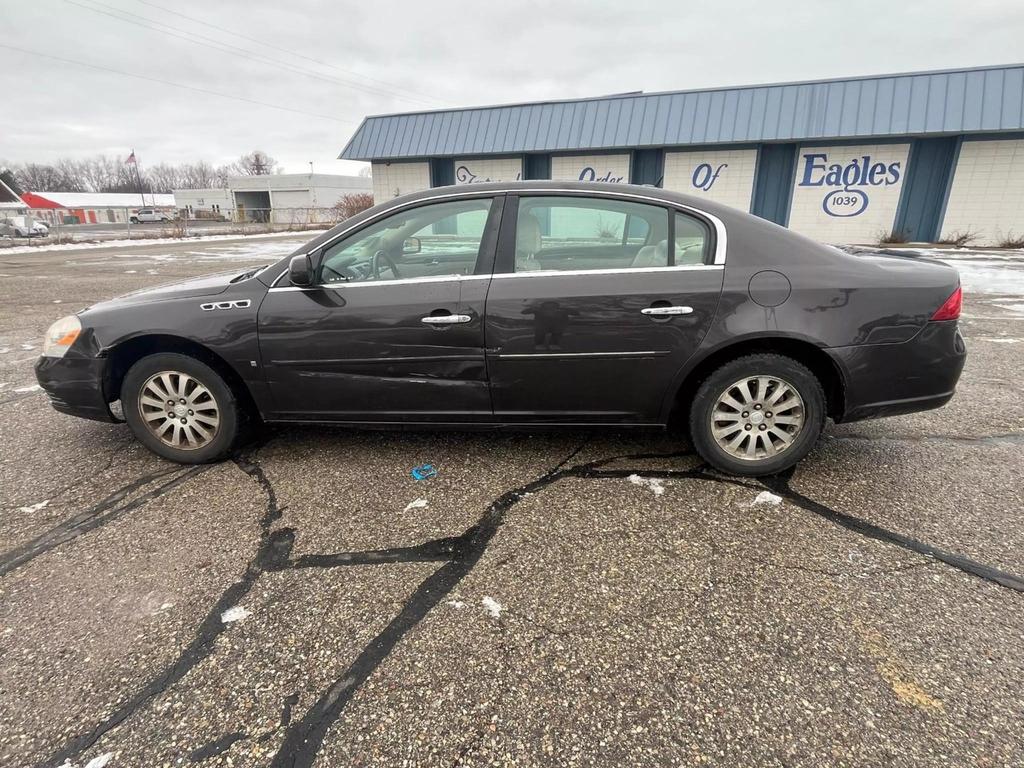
484,193,725,424
257,193,502,422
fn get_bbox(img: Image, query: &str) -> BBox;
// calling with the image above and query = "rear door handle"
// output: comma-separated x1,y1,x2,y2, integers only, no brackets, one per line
421,314,472,325
641,306,693,316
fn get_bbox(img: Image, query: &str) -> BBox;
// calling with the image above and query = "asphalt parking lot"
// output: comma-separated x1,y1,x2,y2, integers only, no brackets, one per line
1,236,1023,767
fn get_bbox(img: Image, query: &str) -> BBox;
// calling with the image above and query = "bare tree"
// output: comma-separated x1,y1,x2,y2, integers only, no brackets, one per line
179,161,219,189
13,162,83,192
358,165,372,178
146,163,184,193
230,150,280,176
332,193,374,221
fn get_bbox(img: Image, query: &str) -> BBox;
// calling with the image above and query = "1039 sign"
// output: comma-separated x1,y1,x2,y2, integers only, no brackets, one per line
798,153,902,217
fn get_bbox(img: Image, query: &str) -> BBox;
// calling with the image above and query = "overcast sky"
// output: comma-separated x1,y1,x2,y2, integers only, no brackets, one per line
2,0,1023,175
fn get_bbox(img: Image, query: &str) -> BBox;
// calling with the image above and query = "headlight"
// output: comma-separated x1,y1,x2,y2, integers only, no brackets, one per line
42,315,82,358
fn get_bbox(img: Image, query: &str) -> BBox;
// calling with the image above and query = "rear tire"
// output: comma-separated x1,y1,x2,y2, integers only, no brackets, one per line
689,353,825,476
121,352,239,463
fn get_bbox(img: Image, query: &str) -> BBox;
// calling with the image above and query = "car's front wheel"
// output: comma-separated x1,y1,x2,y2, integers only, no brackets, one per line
689,353,825,477
121,353,239,463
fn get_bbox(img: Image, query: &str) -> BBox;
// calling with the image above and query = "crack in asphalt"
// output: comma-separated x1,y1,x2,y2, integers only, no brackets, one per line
0,465,204,578
760,470,1024,593
30,442,1024,767
40,449,289,768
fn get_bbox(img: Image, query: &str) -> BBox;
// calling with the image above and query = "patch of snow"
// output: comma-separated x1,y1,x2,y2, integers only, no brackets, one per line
627,474,665,496
0,347,10,354
979,337,1023,343
447,600,466,609
84,753,114,768
0,229,327,256
403,498,429,512
14,384,41,393
124,270,137,273
19,343,35,350
221,605,251,624
481,596,503,619
17,500,50,514
751,491,783,506
53,299,62,303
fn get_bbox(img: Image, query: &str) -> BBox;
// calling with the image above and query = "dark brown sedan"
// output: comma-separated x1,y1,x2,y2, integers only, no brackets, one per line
36,182,965,475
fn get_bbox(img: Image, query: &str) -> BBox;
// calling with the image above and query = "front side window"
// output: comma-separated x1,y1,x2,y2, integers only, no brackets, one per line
319,198,493,284
515,196,669,273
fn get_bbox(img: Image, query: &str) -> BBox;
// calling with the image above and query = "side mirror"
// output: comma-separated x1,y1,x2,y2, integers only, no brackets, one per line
402,236,421,255
288,253,314,286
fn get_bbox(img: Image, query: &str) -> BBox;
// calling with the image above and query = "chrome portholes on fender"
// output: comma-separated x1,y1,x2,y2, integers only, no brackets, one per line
200,299,251,311
138,370,221,450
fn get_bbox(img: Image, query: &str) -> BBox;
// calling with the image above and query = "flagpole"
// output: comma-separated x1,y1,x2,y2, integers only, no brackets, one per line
130,149,147,207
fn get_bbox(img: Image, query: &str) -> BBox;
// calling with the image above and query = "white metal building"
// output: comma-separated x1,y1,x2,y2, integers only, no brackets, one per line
343,63,1024,246
175,173,372,224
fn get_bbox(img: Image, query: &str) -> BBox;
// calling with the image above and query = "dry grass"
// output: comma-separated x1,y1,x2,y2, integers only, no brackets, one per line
877,228,910,245
997,232,1024,249
936,230,979,247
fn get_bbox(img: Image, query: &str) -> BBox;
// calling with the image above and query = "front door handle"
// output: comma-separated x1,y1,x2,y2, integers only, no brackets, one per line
421,314,472,325
641,305,693,316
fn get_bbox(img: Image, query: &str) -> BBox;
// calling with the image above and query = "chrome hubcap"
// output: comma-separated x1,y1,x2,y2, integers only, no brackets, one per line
711,375,805,461
139,370,220,450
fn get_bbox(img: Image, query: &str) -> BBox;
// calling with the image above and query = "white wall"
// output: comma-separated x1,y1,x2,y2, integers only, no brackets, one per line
662,149,757,211
371,161,431,202
550,154,630,183
174,188,233,214
786,144,910,243
940,139,1024,245
453,157,522,184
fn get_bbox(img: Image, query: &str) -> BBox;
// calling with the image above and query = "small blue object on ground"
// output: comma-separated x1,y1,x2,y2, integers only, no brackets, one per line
411,464,438,480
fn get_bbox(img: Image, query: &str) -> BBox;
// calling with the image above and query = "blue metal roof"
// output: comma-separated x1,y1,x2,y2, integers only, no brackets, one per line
340,64,1024,161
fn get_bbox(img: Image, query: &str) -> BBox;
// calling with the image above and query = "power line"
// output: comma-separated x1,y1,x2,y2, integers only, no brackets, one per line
0,43,354,124
131,0,441,103
62,0,436,106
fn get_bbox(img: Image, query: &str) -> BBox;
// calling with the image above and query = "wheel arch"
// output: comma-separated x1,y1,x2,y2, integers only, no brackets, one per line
104,334,259,417
669,335,847,426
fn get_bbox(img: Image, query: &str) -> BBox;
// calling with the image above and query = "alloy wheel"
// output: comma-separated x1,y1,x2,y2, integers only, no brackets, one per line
710,375,805,461
138,370,221,450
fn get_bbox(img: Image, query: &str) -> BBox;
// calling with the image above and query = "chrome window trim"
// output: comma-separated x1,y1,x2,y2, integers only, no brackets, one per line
493,264,723,279
266,263,723,292
267,273,491,292
301,187,728,265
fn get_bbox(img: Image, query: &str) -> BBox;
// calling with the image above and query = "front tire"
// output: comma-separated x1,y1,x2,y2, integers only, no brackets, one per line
121,353,239,463
689,353,825,477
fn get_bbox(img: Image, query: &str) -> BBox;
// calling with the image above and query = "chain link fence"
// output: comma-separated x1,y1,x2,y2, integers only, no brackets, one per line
0,206,347,248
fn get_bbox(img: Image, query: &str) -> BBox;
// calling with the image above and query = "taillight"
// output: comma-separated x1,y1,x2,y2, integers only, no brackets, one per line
931,285,962,321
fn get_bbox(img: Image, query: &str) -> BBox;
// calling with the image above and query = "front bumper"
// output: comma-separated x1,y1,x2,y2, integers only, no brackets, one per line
830,320,966,423
35,354,119,423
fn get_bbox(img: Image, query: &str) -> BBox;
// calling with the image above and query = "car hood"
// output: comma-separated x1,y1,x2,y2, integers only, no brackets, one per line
85,269,244,310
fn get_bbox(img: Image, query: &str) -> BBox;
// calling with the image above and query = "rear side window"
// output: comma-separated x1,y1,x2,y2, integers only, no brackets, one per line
674,212,712,265
515,196,669,273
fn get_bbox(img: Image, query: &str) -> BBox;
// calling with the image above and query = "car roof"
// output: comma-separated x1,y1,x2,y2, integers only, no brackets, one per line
391,180,740,220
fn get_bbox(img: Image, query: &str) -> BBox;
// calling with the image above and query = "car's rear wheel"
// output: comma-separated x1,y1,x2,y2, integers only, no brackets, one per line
121,353,238,463
689,353,825,476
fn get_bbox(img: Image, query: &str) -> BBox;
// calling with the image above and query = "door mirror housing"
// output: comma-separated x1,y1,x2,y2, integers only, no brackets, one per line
289,254,314,286
402,237,421,255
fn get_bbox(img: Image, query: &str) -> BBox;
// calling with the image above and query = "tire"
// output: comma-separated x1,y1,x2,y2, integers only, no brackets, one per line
130,217,139,224
121,352,239,463
688,353,825,477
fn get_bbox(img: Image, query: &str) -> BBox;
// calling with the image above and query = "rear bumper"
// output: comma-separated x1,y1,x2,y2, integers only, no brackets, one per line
34,354,119,423
830,320,966,423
